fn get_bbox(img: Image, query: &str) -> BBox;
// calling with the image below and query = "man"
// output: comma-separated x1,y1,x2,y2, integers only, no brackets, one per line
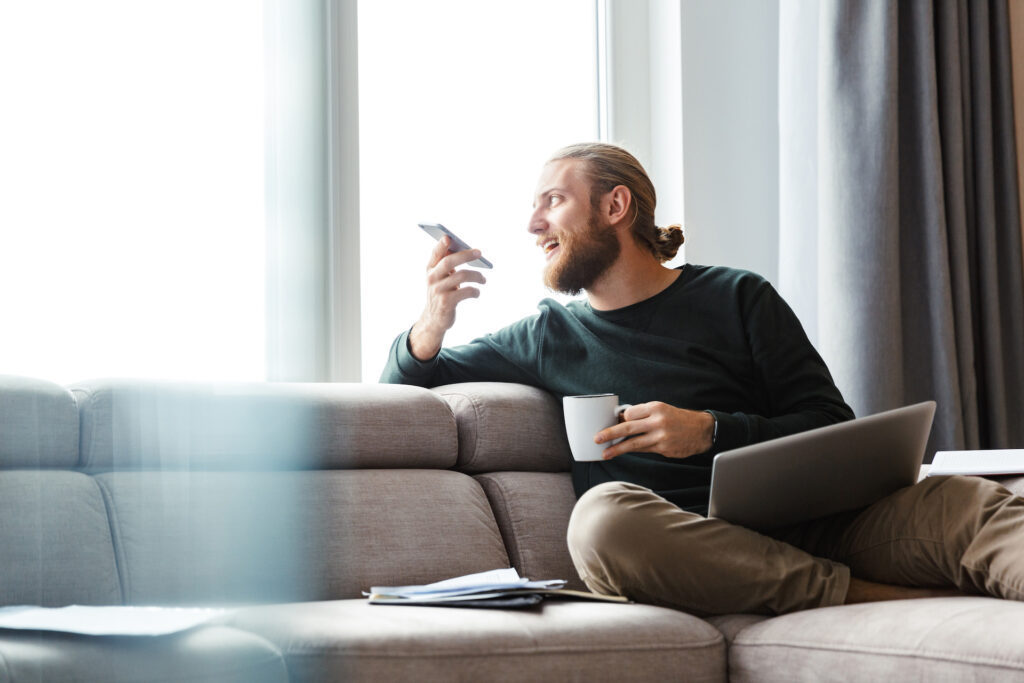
381,142,1023,616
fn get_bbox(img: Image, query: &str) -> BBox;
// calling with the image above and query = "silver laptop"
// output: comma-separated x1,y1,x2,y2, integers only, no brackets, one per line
708,401,936,531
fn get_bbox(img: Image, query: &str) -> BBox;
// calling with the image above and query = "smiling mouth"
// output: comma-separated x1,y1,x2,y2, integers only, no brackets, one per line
541,239,560,259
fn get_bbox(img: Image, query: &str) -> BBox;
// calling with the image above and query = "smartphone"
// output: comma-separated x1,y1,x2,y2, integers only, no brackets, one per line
419,223,493,269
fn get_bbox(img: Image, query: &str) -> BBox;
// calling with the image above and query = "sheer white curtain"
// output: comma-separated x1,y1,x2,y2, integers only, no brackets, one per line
0,1,341,385
0,0,344,385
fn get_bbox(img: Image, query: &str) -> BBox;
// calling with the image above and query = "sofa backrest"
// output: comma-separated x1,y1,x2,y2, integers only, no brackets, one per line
0,375,79,468
434,382,585,591
0,376,121,606
71,379,458,471
0,375,583,605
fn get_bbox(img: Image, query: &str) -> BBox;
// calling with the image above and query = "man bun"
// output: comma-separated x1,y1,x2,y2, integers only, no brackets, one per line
653,224,685,262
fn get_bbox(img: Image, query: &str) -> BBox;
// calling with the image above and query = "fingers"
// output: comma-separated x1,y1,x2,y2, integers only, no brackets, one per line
427,235,452,268
620,402,656,422
448,284,482,304
428,266,486,289
594,415,651,461
602,432,659,460
595,419,643,445
428,237,487,273
595,402,659,443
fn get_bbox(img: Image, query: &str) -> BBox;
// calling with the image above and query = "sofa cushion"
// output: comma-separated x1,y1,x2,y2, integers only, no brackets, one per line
474,472,586,591
73,380,457,470
725,597,1024,682
223,599,726,683
96,470,509,604
0,626,287,683
433,382,572,473
0,471,121,606
704,613,769,645
0,375,78,469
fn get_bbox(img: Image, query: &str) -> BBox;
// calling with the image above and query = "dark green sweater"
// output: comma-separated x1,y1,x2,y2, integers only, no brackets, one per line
380,264,854,514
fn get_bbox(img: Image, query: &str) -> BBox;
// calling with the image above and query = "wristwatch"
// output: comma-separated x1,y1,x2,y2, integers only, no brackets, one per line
703,410,718,448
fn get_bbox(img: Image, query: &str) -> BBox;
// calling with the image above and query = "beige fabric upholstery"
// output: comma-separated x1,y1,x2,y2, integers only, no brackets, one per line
0,471,121,606
0,626,287,683
98,470,509,604
704,614,770,646
4,375,1021,681
475,472,586,591
434,382,572,473
726,598,1024,682
224,599,726,683
0,375,78,469
73,380,457,470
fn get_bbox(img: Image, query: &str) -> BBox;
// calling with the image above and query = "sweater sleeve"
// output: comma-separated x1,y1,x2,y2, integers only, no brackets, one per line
707,279,855,452
379,314,547,388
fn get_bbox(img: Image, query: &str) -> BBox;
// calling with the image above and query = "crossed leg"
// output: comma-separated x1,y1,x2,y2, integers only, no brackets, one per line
567,476,1023,616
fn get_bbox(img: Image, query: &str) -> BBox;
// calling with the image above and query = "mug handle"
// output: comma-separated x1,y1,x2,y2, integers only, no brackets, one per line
610,405,633,445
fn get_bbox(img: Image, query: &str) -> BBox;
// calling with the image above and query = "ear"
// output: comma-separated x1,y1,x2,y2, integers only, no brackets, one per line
600,185,633,227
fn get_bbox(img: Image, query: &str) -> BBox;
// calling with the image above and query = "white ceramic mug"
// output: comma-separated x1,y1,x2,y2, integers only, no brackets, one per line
562,394,631,462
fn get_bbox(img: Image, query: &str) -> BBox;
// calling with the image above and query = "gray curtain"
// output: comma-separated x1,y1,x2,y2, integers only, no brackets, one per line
779,0,1024,457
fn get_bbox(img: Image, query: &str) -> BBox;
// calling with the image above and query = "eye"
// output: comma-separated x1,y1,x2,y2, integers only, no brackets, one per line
549,194,561,206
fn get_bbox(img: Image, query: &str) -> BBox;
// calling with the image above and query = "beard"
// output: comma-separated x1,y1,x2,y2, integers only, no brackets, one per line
543,211,621,295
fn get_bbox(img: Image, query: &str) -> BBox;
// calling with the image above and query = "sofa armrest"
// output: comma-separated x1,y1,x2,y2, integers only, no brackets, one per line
432,383,572,474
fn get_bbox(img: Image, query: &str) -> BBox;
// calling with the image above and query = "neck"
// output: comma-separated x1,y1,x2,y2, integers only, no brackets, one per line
585,248,680,311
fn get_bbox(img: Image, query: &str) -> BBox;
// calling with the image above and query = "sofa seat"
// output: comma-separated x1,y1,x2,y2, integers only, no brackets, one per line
0,626,287,683
721,597,1024,683
222,599,727,682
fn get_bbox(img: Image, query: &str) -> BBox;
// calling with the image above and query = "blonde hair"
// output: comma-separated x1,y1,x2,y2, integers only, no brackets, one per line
548,142,684,262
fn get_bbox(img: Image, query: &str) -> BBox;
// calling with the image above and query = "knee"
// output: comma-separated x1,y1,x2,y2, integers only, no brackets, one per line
567,482,648,590
567,482,644,556
567,481,685,583
928,475,1012,511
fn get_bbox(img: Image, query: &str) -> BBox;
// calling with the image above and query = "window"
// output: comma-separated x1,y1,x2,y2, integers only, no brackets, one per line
357,0,599,380
2,1,617,385
0,1,266,383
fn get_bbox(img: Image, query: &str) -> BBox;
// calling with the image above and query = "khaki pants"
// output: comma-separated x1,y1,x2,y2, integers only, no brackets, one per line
566,475,1024,616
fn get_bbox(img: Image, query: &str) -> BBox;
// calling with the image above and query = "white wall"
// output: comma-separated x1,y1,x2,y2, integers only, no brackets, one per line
607,0,685,257
679,0,780,285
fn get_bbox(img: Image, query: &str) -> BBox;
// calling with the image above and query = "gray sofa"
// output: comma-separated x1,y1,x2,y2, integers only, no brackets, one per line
1,375,1023,682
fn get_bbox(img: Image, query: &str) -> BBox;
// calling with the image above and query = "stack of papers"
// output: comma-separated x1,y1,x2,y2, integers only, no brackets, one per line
929,449,1024,477
366,568,628,608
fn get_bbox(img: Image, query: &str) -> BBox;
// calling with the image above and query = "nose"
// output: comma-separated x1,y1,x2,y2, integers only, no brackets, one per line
528,207,546,235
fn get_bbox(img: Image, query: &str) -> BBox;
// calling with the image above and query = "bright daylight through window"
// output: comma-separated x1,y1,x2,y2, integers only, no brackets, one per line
0,1,600,384
0,1,265,384
357,0,598,380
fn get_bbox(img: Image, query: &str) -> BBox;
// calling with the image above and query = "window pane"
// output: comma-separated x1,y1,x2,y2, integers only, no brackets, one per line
358,0,598,380
0,1,265,384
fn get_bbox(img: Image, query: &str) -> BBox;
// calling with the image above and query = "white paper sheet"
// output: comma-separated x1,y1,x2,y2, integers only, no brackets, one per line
929,449,1024,477
0,605,229,636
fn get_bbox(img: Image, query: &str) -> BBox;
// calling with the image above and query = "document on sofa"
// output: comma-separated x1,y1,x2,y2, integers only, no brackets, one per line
929,449,1024,477
366,568,629,607
0,605,229,636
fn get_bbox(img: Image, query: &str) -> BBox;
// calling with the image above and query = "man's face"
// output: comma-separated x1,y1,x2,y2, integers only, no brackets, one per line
529,159,621,295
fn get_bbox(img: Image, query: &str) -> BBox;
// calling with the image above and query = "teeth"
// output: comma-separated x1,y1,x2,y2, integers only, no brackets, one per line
542,240,559,254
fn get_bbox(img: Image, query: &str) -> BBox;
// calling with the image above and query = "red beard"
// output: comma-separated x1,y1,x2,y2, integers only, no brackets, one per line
544,211,621,295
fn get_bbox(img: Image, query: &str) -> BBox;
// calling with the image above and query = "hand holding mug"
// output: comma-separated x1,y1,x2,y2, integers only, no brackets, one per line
595,402,715,460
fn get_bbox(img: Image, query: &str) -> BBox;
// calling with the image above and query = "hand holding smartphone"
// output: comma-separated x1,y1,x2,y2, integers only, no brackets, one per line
418,223,493,268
